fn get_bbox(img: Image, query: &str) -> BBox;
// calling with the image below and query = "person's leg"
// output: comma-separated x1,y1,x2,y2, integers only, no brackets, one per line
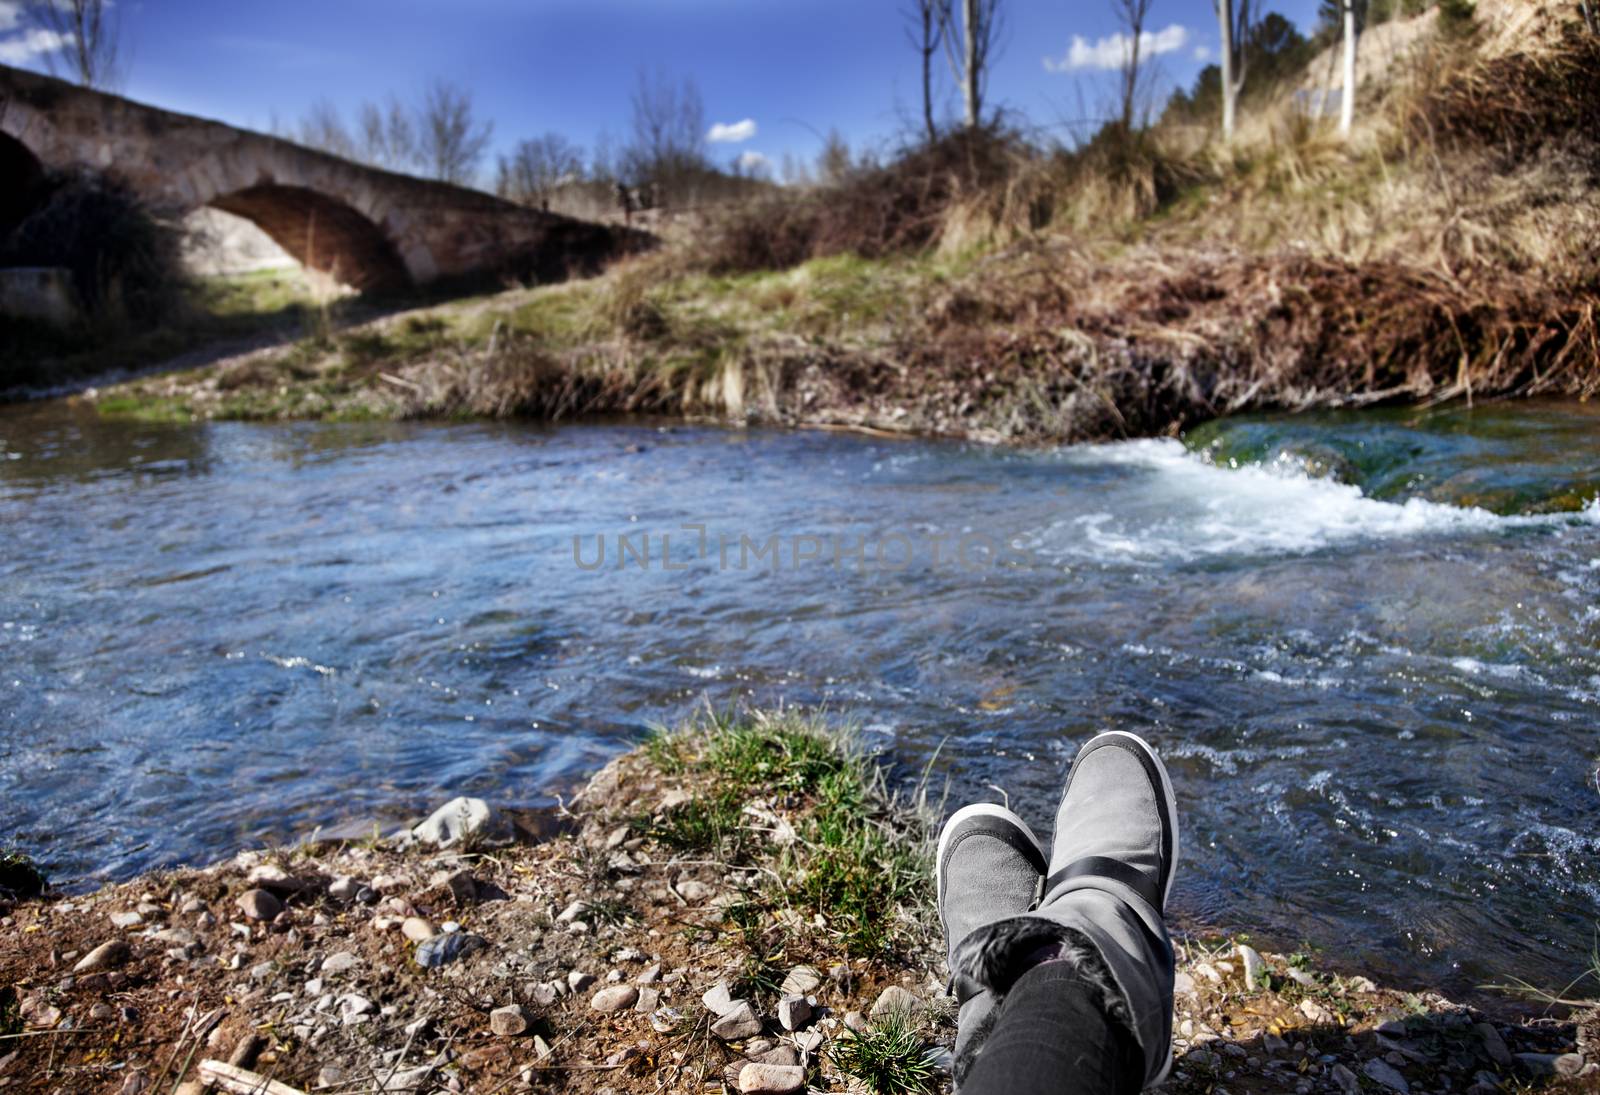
948,731,1180,1092
935,803,1047,1075
960,958,1144,1095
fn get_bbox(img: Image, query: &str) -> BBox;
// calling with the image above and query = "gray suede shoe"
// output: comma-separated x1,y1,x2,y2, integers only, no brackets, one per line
1043,730,1179,914
947,732,1181,1090
937,802,1047,971
936,802,1046,1085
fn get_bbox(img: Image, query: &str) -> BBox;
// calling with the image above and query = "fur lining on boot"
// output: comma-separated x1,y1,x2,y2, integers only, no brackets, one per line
949,917,1134,1088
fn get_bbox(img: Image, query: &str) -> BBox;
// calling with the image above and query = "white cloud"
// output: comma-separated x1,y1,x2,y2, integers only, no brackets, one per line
0,26,70,64
1192,44,1213,61
1045,24,1191,73
736,150,771,174
0,2,23,31
707,118,757,144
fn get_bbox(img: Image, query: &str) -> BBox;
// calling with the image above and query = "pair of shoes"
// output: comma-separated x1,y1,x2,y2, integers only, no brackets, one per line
937,731,1180,1089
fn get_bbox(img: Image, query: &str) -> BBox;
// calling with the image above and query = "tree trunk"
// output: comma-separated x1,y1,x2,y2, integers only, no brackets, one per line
962,0,979,128
922,8,938,142
1339,0,1358,139
1217,0,1238,140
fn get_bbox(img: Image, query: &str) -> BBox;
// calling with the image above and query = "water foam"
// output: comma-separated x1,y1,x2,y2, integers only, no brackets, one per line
1041,439,1600,562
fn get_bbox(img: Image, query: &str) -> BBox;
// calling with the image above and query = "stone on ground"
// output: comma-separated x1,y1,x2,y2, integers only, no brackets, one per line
235,889,281,921
870,985,921,1018
701,980,737,1016
777,994,812,1031
591,985,639,1013
711,1000,763,1041
1363,1057,1410,1093
1237,943,1266,987
73,940,130,973
780,965,823,996
412,796,494,847
737,1063,806,1095
490,1005,532,1036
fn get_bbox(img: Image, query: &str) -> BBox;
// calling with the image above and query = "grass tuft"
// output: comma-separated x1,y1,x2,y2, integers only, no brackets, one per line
831,1009,941,1095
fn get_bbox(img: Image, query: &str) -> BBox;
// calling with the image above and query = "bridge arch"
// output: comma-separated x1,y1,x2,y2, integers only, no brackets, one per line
0,130,46,236
207,184,411,293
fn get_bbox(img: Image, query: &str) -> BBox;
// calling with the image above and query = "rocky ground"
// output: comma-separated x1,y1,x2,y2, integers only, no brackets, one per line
2,712,1596,1095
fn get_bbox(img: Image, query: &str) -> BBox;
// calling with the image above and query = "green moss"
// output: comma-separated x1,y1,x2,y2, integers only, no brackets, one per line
94,394,193,422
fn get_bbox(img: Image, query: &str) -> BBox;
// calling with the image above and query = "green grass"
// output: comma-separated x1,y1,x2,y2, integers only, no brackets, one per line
831,1009,941,1095
634,709,932,961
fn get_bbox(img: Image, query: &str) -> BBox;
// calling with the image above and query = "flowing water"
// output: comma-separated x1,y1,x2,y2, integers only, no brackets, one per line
2,399,1598,1000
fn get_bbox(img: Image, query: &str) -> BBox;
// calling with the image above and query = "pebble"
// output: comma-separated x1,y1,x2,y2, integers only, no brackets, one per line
737,1063,806,1094
1262,1033,1288,1055
1299,998,1335,1024
555,900,590,924
413,932,487,969
533,1034,553,1060
1237,944,1267,988
531,982,560,1007
637,963,662,984
1347,976,1378,993
1515,1052,1584,1078
1473,1023,1512,1066
73,940,131,973
401,917,437,942
752,1046,800,1067
337,994,374,1024
777,995,812,1031
702,981,738,1016
1363,1057,1410,1094
793,1029,825,1053
1195,962,1222,983
321,952,360,974
1286,967,1317,988
246,864,306,893
568,970,596,992
870,986,920,1018
490,1005,533,1036
236,889,281,921
328,876,361,901
711,1000,763,1041
781,966,823,996
843,1011,870,1034
118,1072,150,1095
591,985,639,1013
109,911,143,929
413,796,494,847
675,879,713,903
1173,971,1197,996
635,987,661,1013
650,1006,684,1033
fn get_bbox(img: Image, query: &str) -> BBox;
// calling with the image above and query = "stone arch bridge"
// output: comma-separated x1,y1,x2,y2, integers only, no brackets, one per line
0,64,639,292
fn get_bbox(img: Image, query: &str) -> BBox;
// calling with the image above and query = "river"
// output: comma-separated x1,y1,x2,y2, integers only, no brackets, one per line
2,398,1597,1000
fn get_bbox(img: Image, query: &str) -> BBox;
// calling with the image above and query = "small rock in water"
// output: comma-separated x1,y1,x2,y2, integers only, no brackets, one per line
777,995,812,1031
413,932,487,969
401,917,436,942
73,940,131,973
591,985,639,1013
702,981,738,1017
236,889,281,921
870,986,920,1018
412,796,494,847
1363,1058,1410,1094
490,1005,533,1036
737,1063,806,1095
780,966,823,997
1237,944,1267,988
711,1000,763,1041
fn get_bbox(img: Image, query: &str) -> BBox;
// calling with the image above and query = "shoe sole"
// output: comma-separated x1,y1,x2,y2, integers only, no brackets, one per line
1074,730,1180,1089
934,802,1046,936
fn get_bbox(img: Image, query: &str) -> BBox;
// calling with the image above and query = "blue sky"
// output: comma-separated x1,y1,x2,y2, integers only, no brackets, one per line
0,0,1328,183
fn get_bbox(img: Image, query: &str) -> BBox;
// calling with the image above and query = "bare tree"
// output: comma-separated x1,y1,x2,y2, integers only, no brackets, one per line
816,129,853,185
941,0,1003,130
416,79,493,186
1112,0,1153,139
903,0,946,142
298,99,358,161
1339,0,1359,138
358,96,417,172
1214,0,1252,140
497,134,584,209
31,0,121,90
622,68,709,197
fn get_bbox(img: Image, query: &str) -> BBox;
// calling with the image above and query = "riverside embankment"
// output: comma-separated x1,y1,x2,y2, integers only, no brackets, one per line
2,713,1595,1095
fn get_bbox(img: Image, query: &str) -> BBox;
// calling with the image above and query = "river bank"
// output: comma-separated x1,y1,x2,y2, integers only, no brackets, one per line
1,711,1595,1094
